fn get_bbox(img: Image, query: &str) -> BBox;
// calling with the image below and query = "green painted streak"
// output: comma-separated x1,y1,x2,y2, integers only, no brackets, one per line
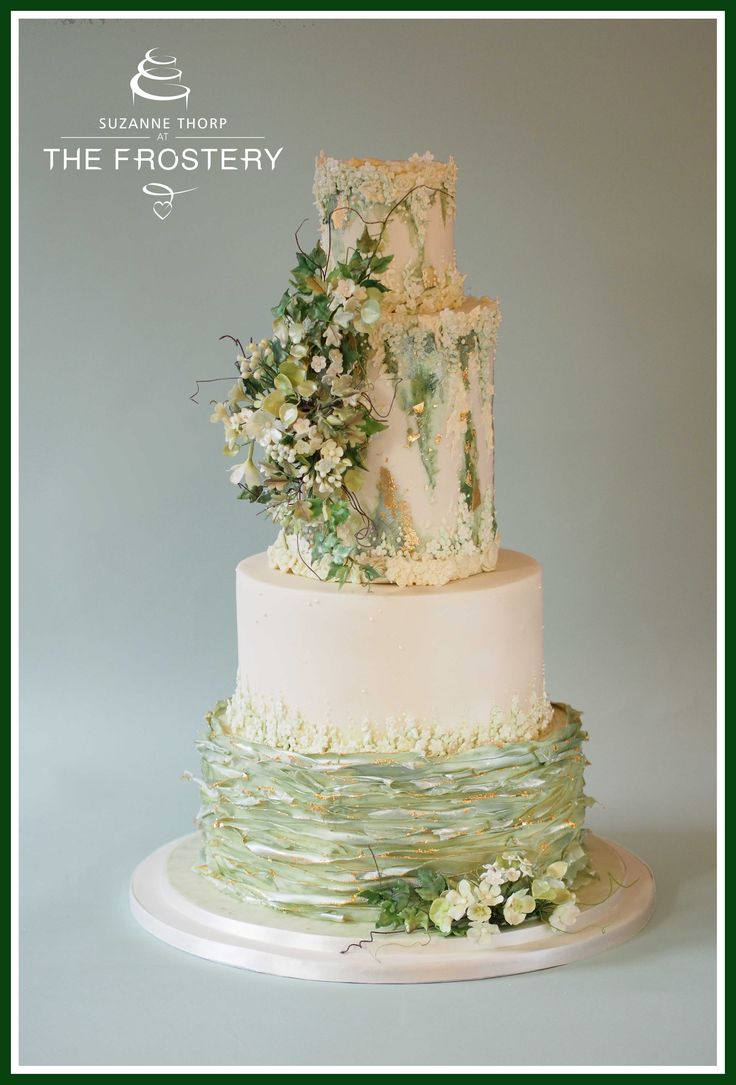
460,412,479,513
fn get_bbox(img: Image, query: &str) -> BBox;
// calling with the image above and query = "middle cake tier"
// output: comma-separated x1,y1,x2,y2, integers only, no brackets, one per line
232,548,551,755
268,296,500,587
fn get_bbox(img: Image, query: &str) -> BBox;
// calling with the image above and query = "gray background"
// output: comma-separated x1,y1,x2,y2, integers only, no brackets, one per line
20,17,717,1068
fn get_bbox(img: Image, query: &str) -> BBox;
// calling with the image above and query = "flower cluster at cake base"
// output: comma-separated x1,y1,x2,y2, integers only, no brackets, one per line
359,848,588,946
211,230,396,585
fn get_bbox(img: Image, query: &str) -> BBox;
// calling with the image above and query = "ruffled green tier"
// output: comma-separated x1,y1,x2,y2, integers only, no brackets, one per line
194,702,590,923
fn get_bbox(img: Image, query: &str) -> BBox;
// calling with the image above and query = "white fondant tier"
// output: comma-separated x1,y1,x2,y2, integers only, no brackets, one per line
237,548,549,748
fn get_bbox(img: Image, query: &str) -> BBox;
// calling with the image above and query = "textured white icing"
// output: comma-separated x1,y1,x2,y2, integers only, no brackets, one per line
314,152,463,312
216,679,554,756
237,549,548,744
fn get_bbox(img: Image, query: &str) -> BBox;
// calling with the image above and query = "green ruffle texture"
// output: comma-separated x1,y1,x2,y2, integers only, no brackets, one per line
194,702,589,923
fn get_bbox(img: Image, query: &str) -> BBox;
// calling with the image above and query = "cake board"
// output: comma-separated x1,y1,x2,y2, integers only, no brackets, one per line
130,833,655,983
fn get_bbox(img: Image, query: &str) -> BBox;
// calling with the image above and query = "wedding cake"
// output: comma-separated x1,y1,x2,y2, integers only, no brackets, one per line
198,153,591,943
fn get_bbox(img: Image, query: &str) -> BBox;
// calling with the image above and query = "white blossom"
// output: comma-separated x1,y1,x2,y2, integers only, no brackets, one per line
550,898,580,932
467,920,500,947
503,889,536,927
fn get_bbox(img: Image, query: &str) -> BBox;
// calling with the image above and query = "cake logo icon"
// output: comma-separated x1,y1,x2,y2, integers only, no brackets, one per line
130,48,190,109
43,43,284,224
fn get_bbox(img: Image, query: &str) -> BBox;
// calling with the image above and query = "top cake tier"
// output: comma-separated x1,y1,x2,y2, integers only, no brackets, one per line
313,152,465,312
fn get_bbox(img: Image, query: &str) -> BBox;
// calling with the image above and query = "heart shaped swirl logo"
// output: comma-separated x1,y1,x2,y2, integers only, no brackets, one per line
143,182,198,221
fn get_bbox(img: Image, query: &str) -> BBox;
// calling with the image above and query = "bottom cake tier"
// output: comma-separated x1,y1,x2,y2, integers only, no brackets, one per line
193,701,592,939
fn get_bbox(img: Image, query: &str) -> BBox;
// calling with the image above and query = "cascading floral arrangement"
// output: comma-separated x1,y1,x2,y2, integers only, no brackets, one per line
209,222,396,585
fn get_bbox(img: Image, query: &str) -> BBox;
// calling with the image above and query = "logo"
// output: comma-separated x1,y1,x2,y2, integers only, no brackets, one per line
43,45,284,222
130,48,190,109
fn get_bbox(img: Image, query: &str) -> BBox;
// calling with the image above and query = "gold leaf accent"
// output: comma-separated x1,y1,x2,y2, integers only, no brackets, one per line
378,467,419,553
412,401,425,415
406,431,420,445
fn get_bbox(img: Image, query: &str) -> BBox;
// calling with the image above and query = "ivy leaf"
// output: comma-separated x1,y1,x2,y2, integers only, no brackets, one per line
271,290,290,318
355,226,376,254
361,415,388,437
330,500,351,526
368,254,394,275
309,242,327,268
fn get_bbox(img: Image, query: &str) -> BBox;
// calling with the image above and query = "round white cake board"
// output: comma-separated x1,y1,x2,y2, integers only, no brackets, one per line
129,832,654,983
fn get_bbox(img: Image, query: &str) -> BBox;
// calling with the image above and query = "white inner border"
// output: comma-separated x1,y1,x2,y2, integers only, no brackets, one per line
10,8,724,1076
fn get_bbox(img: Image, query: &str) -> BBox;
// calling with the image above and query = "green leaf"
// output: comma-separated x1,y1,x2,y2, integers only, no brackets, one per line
368,254,394,274
355,226,375,254
361,415,388,437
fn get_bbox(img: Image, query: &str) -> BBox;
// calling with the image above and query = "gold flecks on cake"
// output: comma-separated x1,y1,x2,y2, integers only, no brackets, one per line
378,466,419,553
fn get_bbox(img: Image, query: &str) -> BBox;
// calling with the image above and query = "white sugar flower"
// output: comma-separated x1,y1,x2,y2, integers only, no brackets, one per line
503,889,536,927
550,898,580,932
502,852,533,877
316,439,344,477
244,409,272,440
292,417,312,436
481,862,508,886
442,880,476,921
229,452,260,489
332,306,354,329
209,402,229,424
353,296,382,334
258,423,283,449
310,354,327,373
467,921,500,947
466,901,491,924
330,278,357,307
476,879,504,907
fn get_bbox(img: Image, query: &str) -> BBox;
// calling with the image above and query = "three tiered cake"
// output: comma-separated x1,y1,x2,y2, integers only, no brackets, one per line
197,153,592,941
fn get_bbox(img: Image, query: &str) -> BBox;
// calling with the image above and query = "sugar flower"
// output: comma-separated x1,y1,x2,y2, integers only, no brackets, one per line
428,896,453,934
550,898,580,932
467,921,500,947
503,889,536,927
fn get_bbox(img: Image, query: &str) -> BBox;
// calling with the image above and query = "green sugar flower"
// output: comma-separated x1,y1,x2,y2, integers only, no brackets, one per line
428,895,454,934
